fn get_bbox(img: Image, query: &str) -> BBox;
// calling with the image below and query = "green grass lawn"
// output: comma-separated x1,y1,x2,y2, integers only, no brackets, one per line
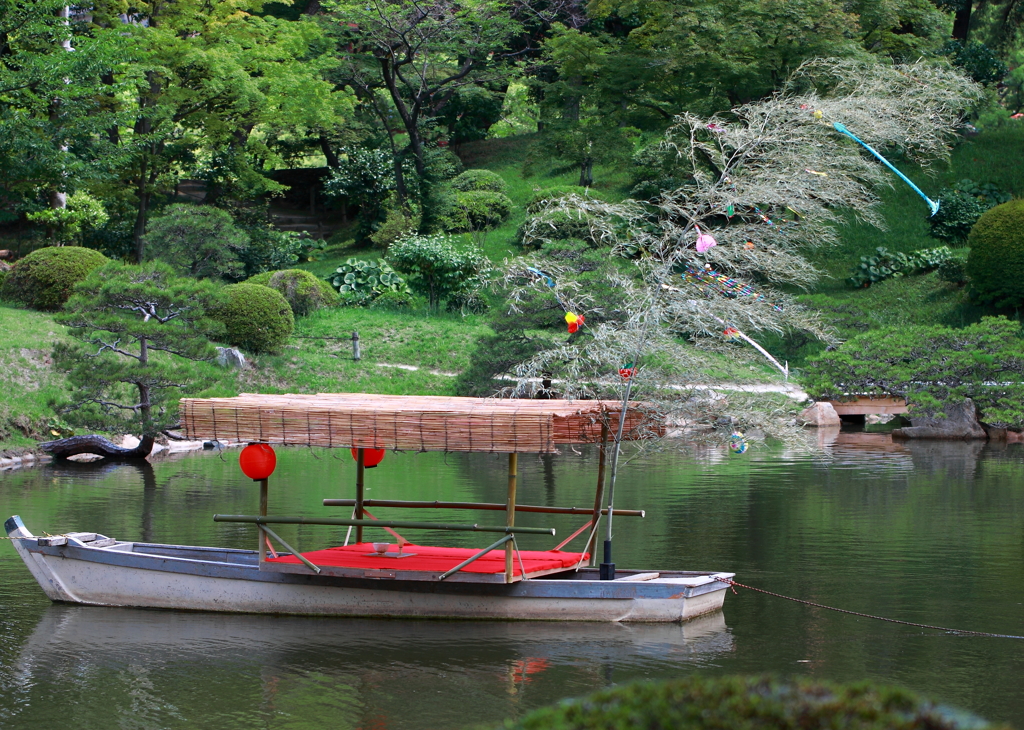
0,307,70,451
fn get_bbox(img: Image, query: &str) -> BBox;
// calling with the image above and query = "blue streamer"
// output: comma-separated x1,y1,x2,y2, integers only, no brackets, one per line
833,122,940,217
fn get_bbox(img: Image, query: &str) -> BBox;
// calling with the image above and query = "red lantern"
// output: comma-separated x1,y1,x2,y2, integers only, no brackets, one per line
239,443,276,480
351,447,386,468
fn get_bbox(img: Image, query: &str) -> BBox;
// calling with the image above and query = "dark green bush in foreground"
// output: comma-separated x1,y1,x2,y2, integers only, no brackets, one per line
441,190,514,232
502,675,1009,730
246,269,338,317
0,246,109,311
213,283,294,354
967,199,1024,308
804,316,1024,427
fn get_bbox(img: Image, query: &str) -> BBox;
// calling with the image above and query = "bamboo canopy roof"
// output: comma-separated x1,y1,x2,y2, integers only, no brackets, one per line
180,394,660,454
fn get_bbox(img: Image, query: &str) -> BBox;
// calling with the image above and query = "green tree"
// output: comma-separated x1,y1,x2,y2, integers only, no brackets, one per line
54,262,223,454
0,0,126,221
144,204,249,280
326,0,521,181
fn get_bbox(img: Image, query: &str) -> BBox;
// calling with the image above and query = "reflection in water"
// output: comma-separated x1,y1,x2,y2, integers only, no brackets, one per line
2,438,1023,728
12,606,731,729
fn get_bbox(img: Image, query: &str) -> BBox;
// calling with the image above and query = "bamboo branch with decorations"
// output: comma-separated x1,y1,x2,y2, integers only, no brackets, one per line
495,58,982,442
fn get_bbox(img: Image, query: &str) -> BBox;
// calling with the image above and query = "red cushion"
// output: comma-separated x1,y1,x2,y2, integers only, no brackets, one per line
265,543,588,576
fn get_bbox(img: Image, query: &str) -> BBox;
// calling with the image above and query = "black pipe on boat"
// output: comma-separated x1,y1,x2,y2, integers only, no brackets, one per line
600,539,615,580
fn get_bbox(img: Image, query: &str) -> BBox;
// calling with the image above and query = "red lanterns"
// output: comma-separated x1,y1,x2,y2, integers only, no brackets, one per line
239,443,276,481
351,447,386,468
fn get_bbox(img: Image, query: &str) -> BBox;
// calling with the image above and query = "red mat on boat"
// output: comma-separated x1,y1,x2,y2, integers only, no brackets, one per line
265,543,588,577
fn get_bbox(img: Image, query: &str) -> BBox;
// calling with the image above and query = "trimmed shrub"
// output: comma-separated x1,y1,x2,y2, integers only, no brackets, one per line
937,250,969,286
450,169,508,194
246,269,338,317
368,289,414,310
213,283,294,354
505,675,1007,730
440,190,514,232
327,258,410,305
0,246,109,311
966,199,1024,307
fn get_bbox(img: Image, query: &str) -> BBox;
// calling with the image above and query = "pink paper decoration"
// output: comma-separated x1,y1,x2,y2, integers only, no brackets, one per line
695,226,717,254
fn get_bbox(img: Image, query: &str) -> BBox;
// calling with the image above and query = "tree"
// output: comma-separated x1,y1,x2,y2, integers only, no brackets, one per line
53,262,223,456
0,0,126,222
326,0,521,181
144,204,249,280
495,59,982,435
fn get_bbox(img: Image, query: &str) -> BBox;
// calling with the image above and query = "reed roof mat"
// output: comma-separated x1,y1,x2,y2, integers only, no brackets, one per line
180,394,659,453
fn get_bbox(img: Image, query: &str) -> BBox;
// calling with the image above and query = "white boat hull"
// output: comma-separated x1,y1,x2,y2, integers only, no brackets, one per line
6,516,732,623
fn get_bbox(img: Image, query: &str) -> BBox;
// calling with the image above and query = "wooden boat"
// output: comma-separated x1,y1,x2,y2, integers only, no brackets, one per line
6,394,734,622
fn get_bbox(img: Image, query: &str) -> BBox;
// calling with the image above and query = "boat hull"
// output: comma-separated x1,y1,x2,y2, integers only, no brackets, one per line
6,516,732,623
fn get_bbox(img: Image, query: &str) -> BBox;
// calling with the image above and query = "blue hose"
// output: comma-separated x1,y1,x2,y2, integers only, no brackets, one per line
833,122,940,217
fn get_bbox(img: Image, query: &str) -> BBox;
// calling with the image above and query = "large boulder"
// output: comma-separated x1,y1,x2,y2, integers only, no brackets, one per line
892,398,986,440
797,402,841,427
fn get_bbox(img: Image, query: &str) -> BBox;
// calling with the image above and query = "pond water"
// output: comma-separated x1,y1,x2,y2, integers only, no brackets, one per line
1,433,1023,729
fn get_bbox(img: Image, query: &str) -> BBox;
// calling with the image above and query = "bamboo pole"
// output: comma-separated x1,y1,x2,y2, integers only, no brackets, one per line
505,453,517,584
439,535,514,581
212,514,556,535
258,478,268,564
355,448,365,544
588,423,609,567
321,499,643,517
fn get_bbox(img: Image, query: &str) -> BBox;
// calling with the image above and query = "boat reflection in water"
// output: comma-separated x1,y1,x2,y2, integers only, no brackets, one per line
12,606,733,728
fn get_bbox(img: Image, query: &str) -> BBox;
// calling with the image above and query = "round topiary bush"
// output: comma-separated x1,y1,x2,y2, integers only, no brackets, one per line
0,246,109,311
246,269,338,317
442,190,514,232
966,199,1024,307
213,283,294,354
506,675,1007,730
450,169,508,195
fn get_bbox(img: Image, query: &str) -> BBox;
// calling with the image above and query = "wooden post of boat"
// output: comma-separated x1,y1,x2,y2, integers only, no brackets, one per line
258,478,268,563
588,423,609,567
355,449,365,544
505,453,517,583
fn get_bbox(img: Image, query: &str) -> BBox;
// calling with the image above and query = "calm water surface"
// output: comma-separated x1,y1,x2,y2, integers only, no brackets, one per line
1,435,1022,729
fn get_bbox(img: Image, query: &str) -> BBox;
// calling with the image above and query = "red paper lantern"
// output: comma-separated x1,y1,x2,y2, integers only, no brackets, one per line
351,447,386,468
239,443,276,480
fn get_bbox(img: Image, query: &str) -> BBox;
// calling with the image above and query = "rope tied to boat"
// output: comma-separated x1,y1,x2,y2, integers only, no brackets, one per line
718,576,1024,639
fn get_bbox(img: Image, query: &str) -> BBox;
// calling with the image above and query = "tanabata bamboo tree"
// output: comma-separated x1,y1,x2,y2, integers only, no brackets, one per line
499,59,983,437
53,262,224,456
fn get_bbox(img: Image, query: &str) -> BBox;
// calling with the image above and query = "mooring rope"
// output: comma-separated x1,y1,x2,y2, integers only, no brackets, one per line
719,577,1024,639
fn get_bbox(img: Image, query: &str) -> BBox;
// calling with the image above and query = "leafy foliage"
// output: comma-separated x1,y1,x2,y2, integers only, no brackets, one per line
805,317,1024,427
503,675,1008,730
53,261,222,437
439,190,514,232
387,234,490,310
930,179,1011,245
144,205,249,281
451,169,508,195
518,194,628,249
233,206,316,278
847,246,956,288
524,187,599,213
941,40,1008,84
966,199,1024,308
0,246,109,311
937,250,969,286
246,269,339,317
25,192,108,245
327,258,410,305
323,147,417,244
213,283,294,354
